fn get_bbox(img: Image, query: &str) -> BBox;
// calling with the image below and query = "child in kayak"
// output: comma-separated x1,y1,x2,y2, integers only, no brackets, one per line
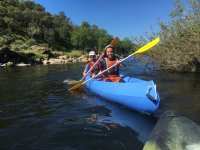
102,45,125,82
83,51,103,78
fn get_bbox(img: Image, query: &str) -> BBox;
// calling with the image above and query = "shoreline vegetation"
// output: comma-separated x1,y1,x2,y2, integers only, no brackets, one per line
0,0,200,72
0,46,88,67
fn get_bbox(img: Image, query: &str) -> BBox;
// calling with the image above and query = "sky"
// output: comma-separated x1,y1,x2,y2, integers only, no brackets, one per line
34,0,174,40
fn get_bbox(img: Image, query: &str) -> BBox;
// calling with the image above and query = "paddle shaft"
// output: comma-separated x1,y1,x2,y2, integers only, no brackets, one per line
79,55,102,82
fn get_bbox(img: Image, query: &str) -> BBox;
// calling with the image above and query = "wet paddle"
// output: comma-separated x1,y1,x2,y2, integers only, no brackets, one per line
68,37,160,91
67,36,119,84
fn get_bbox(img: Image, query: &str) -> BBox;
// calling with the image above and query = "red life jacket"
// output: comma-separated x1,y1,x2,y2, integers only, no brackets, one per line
105,58,119,76
89,61,101,73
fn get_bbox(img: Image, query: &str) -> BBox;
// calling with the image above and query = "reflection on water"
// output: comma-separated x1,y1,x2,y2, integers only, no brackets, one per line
0,60,200,149
82,92,157,143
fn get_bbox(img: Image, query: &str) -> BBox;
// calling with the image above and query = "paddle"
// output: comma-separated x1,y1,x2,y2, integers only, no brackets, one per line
67,36,119,84
68,37,160,91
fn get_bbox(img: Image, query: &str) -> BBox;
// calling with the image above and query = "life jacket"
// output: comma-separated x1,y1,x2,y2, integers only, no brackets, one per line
105,57,119,76
104,75,123,82
89,60,101,74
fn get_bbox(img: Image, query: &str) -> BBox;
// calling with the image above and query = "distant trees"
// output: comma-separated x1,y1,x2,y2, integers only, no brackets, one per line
71,22,114,53
0,0,135,57
0,0,73,51
117,38,136,56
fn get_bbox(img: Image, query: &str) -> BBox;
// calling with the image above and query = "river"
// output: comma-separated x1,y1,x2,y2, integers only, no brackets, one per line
0,60,200,150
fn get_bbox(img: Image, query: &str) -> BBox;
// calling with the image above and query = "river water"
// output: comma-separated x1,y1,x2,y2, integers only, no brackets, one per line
0,60,200,150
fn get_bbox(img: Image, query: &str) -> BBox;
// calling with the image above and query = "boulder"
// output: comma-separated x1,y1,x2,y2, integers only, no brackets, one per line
0,47,24,64
143,110,200,150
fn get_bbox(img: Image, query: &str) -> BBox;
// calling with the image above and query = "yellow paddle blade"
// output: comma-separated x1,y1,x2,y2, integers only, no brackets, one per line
68,82,85,91
110,36,119,46
133,37,160,55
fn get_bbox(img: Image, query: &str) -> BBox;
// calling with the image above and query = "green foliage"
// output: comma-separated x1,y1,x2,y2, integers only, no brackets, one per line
0,0,73,51
51,50,65,56
65,50,82,58
19,49,46,60
116,37,136,55
0,35,14,46
71,22,117,54
97,34,113,51
132,0,200,72
0,0,136,63
26,38,37,46
157,0,200,72
71,23,98,51
10,39,29,51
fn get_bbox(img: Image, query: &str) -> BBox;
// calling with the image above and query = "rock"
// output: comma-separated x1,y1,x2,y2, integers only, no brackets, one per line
58,55,67,60
15,63,31,67
42,50,56,59
143,110,200,150
42,59,51,65
1,64,6,67
0,47,24,64
67,58,73,62
30,45,47,51
72,58,77,62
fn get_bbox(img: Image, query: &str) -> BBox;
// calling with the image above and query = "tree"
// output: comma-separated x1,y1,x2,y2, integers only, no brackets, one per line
71,22,100,52
116,38,135,55
153,0,200,72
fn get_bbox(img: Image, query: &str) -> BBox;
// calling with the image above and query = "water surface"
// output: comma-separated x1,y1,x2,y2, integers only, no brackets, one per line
0,61,199,149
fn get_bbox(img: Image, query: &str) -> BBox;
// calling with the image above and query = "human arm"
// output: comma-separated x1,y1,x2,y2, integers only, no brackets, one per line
83,64,90,77
93,59,106,78
116,59,126,67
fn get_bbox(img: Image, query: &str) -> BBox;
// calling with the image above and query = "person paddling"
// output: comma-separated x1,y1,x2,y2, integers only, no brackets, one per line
83,51,103,78
102,45,125,82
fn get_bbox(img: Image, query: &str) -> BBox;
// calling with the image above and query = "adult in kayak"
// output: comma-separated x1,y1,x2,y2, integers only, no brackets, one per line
83,51,103,78
102,45,125,82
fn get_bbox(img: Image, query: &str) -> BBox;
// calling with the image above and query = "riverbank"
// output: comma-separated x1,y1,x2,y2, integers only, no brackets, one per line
0,57,87,67
0,46,88,67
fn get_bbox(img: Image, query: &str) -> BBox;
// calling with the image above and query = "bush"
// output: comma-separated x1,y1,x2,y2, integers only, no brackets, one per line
65,50,82,58
19,49,46,60
131,0,200,72
26,38,37,46
0,35,14,46
10,39,29,51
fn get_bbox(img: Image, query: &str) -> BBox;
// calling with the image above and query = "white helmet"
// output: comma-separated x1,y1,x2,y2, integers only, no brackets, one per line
89,51,96,56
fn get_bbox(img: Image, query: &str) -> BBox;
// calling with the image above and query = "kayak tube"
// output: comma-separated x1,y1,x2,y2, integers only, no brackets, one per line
85,74,160,114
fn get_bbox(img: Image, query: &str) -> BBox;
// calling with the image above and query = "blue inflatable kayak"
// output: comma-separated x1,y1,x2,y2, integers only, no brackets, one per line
85,74,160,114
